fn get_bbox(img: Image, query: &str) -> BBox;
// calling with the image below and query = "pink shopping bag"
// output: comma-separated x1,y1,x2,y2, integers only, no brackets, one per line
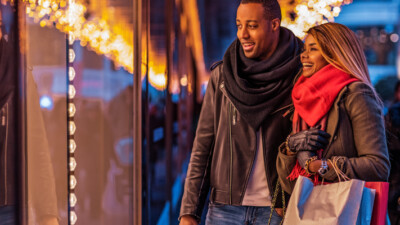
364,182,389,225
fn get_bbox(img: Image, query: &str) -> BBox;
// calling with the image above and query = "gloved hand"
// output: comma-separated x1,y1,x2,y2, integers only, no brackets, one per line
287,126,331,153
297,150,316,168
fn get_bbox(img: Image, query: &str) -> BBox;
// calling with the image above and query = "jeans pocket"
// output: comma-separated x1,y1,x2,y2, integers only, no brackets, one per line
272,208,284,219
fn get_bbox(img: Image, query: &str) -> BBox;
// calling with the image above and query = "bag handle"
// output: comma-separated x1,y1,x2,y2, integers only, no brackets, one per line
328,156,350,182
268,181,285,225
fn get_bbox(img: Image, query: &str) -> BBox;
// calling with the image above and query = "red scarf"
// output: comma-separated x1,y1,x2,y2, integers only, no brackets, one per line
287,64,358,182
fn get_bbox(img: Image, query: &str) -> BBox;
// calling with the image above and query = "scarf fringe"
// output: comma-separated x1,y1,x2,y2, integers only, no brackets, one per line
287,161,320,185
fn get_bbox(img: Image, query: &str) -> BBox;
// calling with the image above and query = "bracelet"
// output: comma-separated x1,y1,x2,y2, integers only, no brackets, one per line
285,135,293,153
318,158,328,176
304,156,317,175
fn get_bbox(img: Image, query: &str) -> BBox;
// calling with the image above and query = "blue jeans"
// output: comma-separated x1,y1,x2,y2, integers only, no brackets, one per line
206,203,282,225
0,206,15,225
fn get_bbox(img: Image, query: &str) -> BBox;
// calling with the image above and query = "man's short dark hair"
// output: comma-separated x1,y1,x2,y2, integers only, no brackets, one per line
240,0,282,21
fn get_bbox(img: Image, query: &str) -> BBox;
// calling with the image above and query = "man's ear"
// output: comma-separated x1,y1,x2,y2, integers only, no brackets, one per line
271,18,280,31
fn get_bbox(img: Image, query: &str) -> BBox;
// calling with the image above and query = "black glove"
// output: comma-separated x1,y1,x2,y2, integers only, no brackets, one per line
287,126,331,153
297,150,316,168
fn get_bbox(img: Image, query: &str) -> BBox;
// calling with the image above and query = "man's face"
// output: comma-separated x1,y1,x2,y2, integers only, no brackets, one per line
236,3,279,60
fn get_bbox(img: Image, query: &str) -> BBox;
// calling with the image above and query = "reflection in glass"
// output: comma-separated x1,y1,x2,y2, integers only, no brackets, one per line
0,2,18,225
26,15,65,225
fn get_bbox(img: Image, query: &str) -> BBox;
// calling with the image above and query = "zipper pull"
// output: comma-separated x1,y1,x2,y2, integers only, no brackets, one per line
283,107,294,117
232,106,237,125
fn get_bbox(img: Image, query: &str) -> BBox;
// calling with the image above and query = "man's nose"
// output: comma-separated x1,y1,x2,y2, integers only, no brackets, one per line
238,28,249,39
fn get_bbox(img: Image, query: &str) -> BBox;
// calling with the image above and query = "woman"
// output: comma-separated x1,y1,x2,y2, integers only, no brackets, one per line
276,23,390,194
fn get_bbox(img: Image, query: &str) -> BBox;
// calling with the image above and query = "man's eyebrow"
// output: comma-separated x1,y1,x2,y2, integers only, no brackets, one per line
236,19,258,23
308,43,317,46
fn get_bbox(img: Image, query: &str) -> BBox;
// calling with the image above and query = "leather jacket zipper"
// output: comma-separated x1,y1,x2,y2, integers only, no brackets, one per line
229,103,233,204
232,107,237,125
2,103,8,204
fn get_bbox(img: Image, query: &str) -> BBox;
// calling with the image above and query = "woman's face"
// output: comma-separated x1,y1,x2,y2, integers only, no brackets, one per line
301,35,329,77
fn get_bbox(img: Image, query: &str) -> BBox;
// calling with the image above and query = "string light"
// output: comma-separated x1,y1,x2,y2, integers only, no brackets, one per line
10,0,351,92
280,0,353,38
66,1,77,224
70,193,77,207
69,139,76,153
20,0,134,73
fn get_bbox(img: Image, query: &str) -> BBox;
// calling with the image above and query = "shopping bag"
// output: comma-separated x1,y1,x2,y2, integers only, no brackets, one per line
356,187,376,225
283,175,365,225
365,182,390,225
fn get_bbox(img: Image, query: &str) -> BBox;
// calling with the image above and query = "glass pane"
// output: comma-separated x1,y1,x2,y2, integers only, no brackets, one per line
25,13,68,225
70,0,134,224
145,0,169,224
23,0,135,224
72,44,133,224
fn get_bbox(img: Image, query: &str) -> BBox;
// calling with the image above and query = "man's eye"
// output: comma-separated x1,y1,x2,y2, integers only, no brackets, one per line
310,48,318,51
236,24,242,29
249,25,257,28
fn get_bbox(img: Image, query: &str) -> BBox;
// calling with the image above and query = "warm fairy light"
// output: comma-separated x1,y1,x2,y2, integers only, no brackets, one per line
70,193,77,207
149,70,167,90
21,0,134,73
70,211,77,225
69,121,76,135
68,103,76,117
180,75,188,87
69,139,76,153
16,0,351,88
68,85,76,99
69,157,77,171
70,175,77,190
69,49,75,63
280,0,353,38
68,67,75,81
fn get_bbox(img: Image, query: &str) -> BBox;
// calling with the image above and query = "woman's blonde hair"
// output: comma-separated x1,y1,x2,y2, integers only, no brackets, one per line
307,23,382,103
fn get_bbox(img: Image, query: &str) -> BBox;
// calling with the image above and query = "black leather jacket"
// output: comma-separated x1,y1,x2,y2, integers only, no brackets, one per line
0,91,16,206
179,64,294,221
0,32,17,207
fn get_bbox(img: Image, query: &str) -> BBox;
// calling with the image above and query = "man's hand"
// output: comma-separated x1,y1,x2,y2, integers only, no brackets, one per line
179,215,198,225
287,127,330,153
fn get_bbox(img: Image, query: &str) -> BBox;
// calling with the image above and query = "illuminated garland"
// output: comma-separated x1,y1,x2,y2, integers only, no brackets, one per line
2,0,352,88
280,0,352,38
23,0,134,73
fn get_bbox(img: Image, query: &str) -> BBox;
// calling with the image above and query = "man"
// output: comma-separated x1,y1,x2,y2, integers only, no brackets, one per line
179,0,303,224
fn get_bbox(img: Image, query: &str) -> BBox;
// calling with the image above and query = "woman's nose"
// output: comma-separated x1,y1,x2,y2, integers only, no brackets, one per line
301,51,308,59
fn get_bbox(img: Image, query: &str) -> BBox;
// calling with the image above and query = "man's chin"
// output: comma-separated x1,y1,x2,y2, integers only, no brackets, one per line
243,52,257,59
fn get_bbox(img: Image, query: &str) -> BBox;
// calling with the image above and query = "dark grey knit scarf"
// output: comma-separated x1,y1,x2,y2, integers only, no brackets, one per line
222,27,303,130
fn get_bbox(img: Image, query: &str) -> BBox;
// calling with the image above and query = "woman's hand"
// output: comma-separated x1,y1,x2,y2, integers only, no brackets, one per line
179,215,198,225
308,159,333,173
287,127,330,153
297,150,317,168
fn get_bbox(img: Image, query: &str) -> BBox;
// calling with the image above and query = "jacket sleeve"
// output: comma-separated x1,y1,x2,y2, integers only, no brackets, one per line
322,83,390,182
276,143,297,194
179,71,217,221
